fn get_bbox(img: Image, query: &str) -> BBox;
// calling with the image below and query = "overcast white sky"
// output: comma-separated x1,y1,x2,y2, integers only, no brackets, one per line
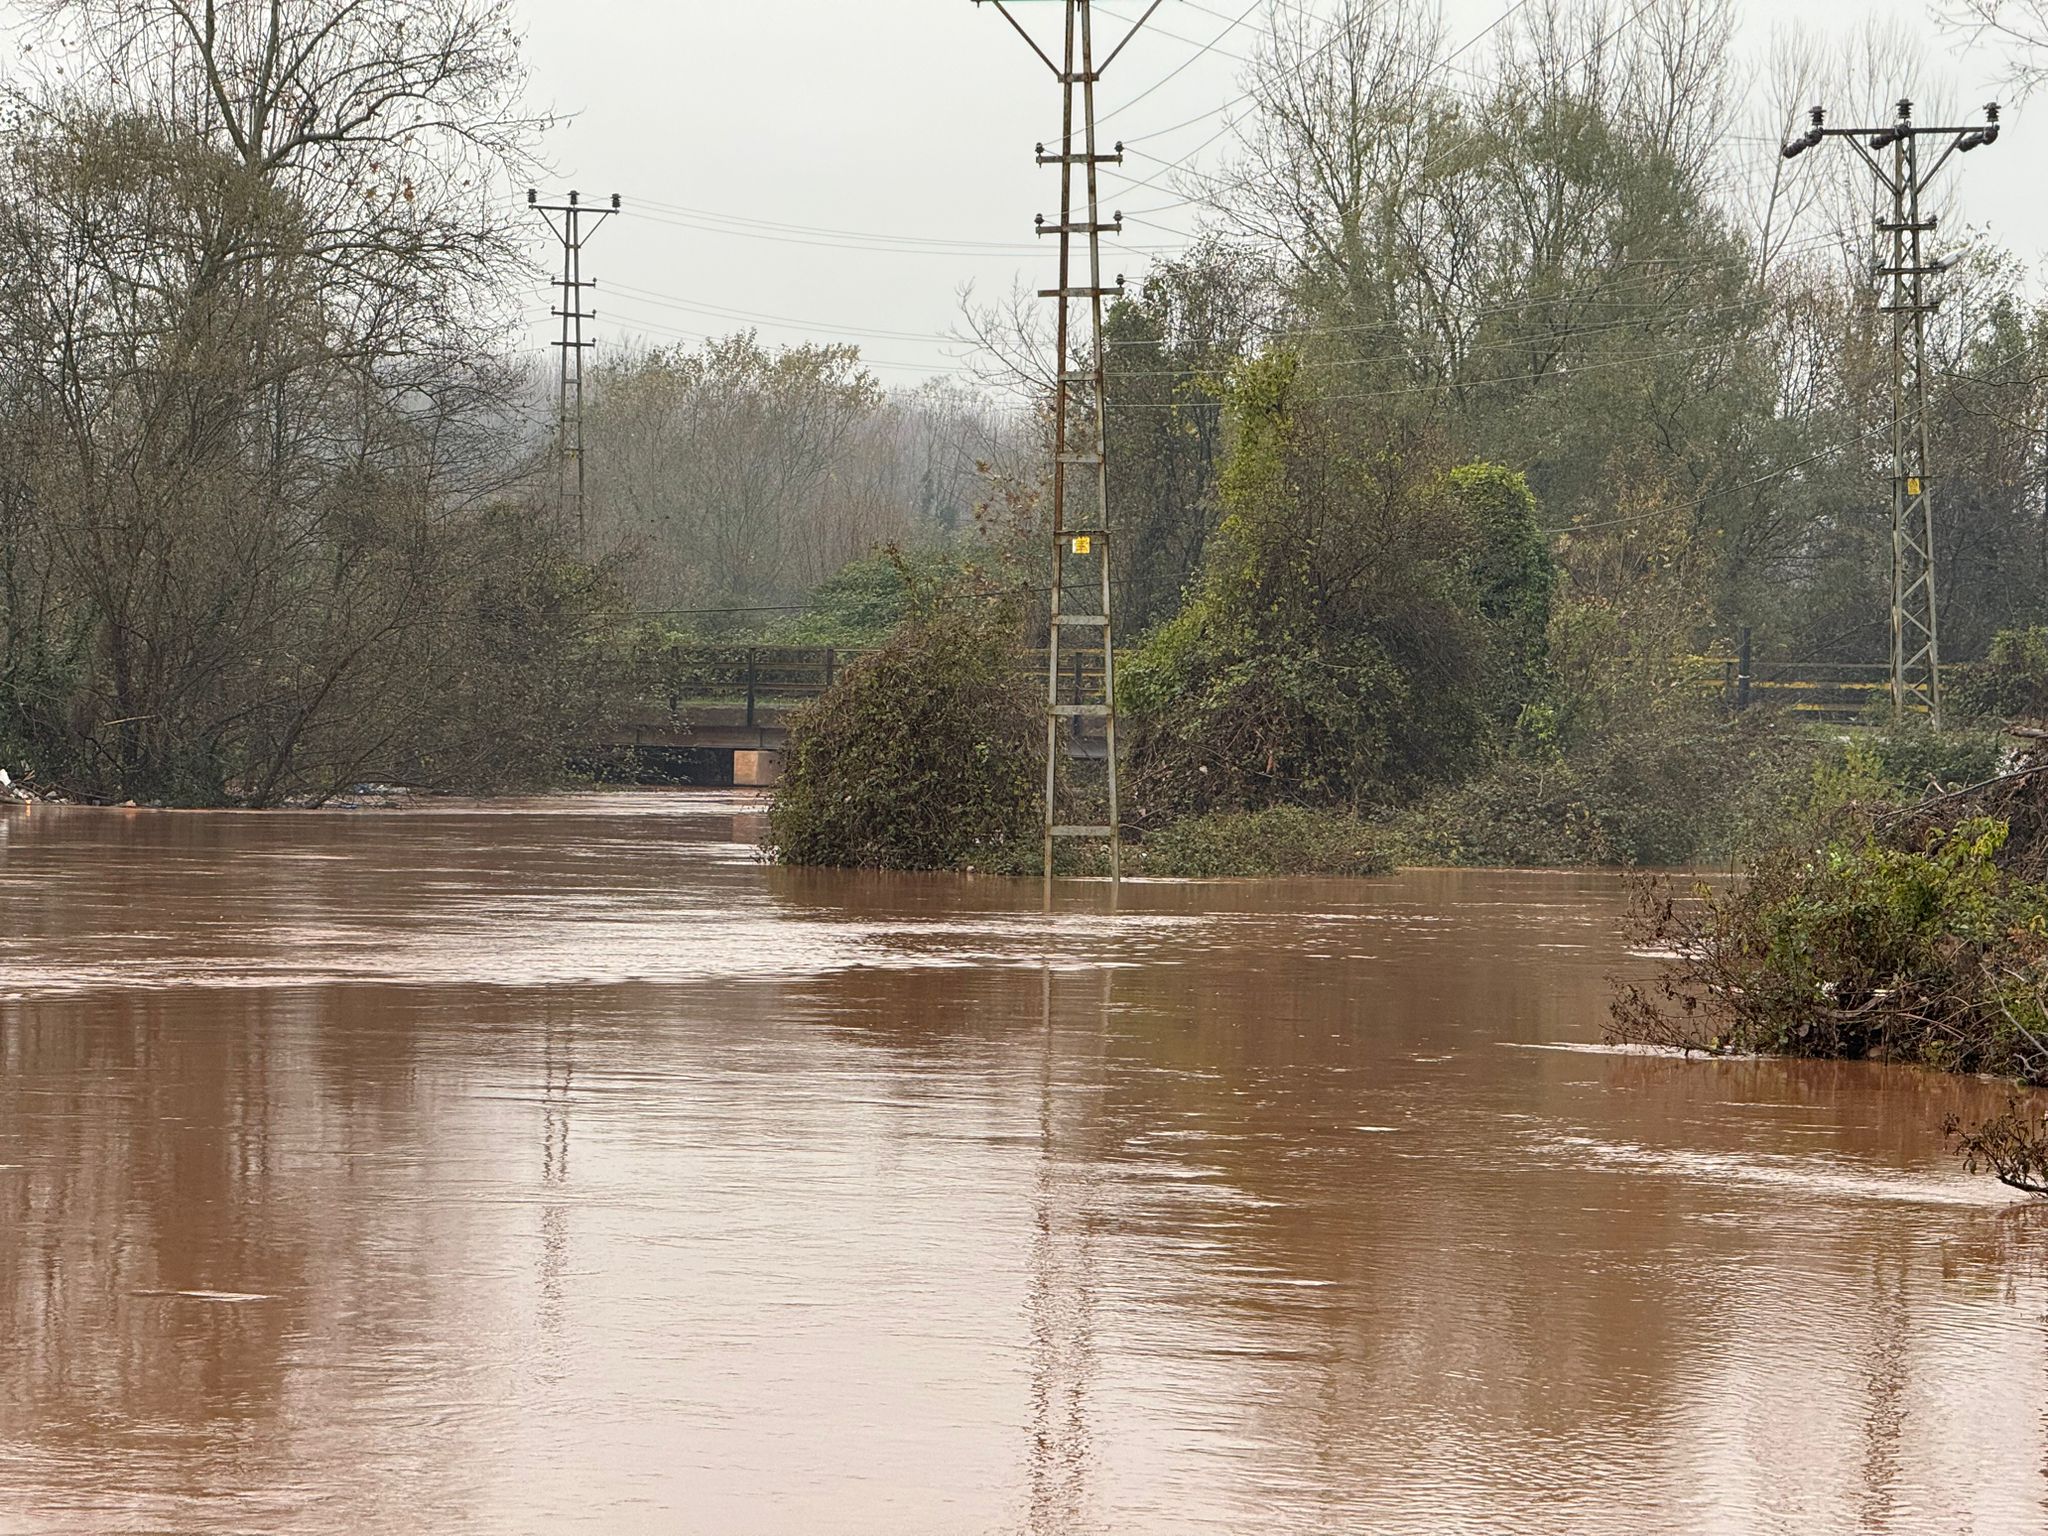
8,0,2038,379
509,0,2046,383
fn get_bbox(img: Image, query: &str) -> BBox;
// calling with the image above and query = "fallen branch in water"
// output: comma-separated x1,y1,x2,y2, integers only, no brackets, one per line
1948,1101,2048,1196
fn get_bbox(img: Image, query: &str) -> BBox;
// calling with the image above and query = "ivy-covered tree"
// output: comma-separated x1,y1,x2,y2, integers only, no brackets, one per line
1120,353,1551,819
767,595,1042,870
1101,239,1271,630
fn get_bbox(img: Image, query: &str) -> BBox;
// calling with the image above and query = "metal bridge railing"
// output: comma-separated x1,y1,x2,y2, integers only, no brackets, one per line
643,647,1941,732
635,645,1108,732
1710,658,1919,722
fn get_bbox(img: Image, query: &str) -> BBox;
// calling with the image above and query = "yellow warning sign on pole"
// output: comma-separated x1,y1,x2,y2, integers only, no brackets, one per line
1906,477,1922,496
1071,535,1092,556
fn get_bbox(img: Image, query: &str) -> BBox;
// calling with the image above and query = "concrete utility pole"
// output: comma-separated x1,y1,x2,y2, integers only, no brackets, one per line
528,189,621,545
978,0,1164,887
1781,101,2001,728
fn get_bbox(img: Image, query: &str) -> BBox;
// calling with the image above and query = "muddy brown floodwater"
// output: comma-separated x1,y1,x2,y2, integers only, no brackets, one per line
3,793,2047,1535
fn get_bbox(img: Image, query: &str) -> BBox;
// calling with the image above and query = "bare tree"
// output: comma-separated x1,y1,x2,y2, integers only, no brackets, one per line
1219,0,1461,362
1939,0,2048,95
0,2,611,804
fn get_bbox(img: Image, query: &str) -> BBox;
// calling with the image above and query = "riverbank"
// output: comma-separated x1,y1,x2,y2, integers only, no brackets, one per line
1610,735,2048,1192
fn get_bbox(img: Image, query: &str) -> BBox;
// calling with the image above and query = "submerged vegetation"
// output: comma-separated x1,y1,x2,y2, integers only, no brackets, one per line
1134,807,1391,879
764,594,1041,871
1612,732,2048,1193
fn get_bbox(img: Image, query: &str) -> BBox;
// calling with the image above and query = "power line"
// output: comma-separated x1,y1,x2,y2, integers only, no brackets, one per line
580,2,1760,400
634,581,1057,621
1092,0,1266,129
1107,0,1463,147
980,0,1159,885
624,197,1045,255
1104,0,1535,213
1530,329,2048,535
607,281,960,344
1412,0,1664,182
1096,332,1753,411
529,187,620,544
618,199,1182,261
595,304,988,376
608,252,1783,360
592,230,1843,397
1777,96,2005,726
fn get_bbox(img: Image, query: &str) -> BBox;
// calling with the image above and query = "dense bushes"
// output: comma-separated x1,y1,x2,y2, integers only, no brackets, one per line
1851,728,2008,800
1138,807,1391,877
1120,355,1552,821
1375,722,2010,871
1382,715,1793,867
763,574,1400,878
1111,347,1859,871
1950,626,2048,724
765,598,1042,870
1612,744,2048,1192
0,490,627,805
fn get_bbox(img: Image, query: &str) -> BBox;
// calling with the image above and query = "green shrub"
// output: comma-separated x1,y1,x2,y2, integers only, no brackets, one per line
765,597,1042,870
1950,626,2048,724
1139,806,1392,877
1450,462,1556,723
763,547,970,648
1381,713,1800,868
1614,814,2048,1079
1858,726,2006,797
1120,355,1547,820
1378,758,1617,867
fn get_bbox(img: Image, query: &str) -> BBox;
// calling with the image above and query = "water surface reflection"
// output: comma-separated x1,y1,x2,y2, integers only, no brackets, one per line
1,794,2044,1534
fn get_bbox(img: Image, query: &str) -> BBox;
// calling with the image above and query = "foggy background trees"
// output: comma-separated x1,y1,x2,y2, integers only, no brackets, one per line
579,339,1029,615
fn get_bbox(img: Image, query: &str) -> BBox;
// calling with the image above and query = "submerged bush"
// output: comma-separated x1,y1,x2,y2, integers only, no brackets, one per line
1612,747,2048,1190
765,597,1041,870
1138,806,1391,878
1615,815,2048,1071
1948,1099,2048,1196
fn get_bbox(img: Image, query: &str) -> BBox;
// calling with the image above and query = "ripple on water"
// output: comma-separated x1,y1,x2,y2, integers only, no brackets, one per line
1,798,2044,1535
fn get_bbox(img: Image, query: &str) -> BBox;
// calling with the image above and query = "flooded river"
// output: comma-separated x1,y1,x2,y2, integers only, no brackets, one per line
2,793,2045,1534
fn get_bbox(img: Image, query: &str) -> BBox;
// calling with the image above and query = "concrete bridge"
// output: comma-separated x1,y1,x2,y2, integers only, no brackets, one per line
607,646,1109,786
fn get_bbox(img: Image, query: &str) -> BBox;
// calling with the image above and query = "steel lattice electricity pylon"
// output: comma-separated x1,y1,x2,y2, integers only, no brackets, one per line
528,188,621,545
979,0,1164,885
1781,100,2001,727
